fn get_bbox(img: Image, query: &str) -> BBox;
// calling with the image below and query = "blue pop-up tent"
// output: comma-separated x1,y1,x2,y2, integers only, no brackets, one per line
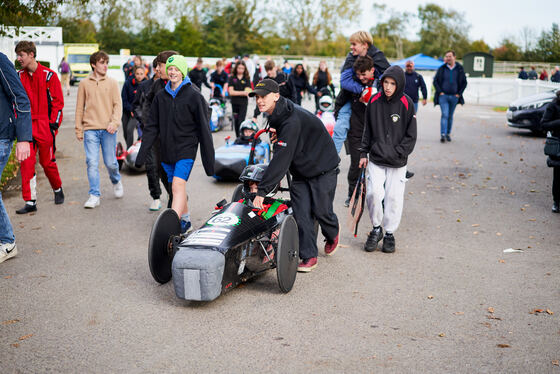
392,53,444,70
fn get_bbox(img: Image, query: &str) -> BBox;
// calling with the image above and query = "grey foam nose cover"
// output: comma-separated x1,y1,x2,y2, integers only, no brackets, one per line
172,248,225,301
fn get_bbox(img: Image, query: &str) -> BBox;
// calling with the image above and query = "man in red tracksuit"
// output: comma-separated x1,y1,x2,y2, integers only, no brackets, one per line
15,41,64,214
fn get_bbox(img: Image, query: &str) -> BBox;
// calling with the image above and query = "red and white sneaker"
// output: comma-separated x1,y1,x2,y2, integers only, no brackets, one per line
324,233,339,256
297,257,317,272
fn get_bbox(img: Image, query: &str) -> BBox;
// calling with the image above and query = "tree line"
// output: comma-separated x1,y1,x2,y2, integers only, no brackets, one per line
2,0,559,62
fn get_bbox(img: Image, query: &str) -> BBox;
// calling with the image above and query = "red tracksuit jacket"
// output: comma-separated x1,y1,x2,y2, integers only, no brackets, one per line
18,63,64,143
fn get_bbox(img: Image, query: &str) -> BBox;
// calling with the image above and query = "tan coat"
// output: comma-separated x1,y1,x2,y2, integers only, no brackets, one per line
75,73,122,139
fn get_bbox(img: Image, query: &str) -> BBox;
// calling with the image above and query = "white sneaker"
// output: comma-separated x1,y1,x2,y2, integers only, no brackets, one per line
149,199,162,211
113,181,124,198
0,242,18,264
84,195,100,209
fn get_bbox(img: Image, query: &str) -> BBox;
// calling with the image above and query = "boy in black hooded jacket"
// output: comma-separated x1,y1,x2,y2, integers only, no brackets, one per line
359,65,416,253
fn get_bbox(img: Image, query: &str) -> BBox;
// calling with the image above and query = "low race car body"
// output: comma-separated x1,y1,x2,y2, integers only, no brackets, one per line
213,137,270,181
148,129,299,302
116,140,145,172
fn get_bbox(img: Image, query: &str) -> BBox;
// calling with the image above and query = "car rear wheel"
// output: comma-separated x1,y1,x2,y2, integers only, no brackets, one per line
276,215,299,293
148,209,181,284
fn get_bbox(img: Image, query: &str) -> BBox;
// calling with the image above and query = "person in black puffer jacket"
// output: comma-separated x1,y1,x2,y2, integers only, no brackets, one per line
541,90,560,213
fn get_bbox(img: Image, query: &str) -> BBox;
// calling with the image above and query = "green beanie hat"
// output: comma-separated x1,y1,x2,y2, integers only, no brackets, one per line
166,55,188,78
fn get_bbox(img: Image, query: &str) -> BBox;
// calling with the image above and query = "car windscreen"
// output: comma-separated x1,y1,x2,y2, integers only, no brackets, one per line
68,54,90,64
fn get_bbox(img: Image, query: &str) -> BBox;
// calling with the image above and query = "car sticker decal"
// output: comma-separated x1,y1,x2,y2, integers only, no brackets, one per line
206,212,240,226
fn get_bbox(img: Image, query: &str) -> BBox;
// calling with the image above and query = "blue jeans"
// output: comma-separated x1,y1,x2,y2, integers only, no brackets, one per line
332,101,351,154
0,139,15,244
84,130,121,197
439,94,459,135
413,102,418,113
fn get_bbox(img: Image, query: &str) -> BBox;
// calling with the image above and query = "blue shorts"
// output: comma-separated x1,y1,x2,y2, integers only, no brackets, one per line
161,159,194,183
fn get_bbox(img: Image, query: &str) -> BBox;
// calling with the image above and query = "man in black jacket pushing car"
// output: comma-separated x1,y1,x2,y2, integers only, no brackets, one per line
250,79,340,272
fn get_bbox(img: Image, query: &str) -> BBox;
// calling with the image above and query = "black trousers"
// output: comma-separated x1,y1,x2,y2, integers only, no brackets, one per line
121,111,137,149
347,136,362,198
295,92,303,106
290,168,339,260
553,166,560,202
145,140,172,207
231,103,248,137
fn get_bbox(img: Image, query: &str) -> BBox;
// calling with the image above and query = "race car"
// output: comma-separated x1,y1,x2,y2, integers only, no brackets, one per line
213,120,270,181
116,140,145,172
148,129,299,302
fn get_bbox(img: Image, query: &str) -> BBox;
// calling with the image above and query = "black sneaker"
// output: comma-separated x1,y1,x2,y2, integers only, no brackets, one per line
54,188,64,205
344,197,351,207
382,233,395,253
553,201,559,213
16,201,37,214
440,135,445,143
364,226,383,252
405,171,414,179
445,134,451,142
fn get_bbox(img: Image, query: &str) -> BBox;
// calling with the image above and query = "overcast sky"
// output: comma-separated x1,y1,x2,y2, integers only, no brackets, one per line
354,0,559,47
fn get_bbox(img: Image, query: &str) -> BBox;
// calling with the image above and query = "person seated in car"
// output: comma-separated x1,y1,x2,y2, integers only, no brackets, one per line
234,119,259,145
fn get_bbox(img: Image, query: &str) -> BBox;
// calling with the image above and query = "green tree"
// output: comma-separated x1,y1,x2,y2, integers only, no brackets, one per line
275,0,359,55
173,16,204,56
492,38,522,61
417,3,471,58
57,18,97,43
469,39,490,54
370,3,413,59
1,0,70,28
132,23,176,55
535,23,560,62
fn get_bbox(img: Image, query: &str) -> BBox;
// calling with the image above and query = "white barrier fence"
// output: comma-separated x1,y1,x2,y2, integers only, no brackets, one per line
462,78,560,106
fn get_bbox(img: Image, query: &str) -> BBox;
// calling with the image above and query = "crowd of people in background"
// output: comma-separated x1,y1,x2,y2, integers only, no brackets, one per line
2,30,559,268
519,65,560,82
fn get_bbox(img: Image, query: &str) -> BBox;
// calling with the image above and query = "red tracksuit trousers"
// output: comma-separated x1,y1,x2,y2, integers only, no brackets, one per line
20,138,62,201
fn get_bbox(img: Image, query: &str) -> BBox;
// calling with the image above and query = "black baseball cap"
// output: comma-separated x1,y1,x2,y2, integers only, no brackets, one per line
248,79,279,97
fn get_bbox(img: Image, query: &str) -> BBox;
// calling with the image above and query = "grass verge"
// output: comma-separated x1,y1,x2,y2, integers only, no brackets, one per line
493,106,508,112
1,143,18,191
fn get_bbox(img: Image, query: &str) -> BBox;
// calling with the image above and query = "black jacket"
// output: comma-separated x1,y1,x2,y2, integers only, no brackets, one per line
404,71,427,103
288,73,317,95
121,75,143,114
188,68,211,90
360,65,417,168
257,97,340,196
142,78,166,120
541,96,560,165
433,62,467,106
132,77,155,127
541,97,560,137
136,82,215,176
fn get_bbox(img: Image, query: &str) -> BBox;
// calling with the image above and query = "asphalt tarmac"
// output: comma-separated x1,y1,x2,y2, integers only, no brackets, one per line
1,87,559,373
